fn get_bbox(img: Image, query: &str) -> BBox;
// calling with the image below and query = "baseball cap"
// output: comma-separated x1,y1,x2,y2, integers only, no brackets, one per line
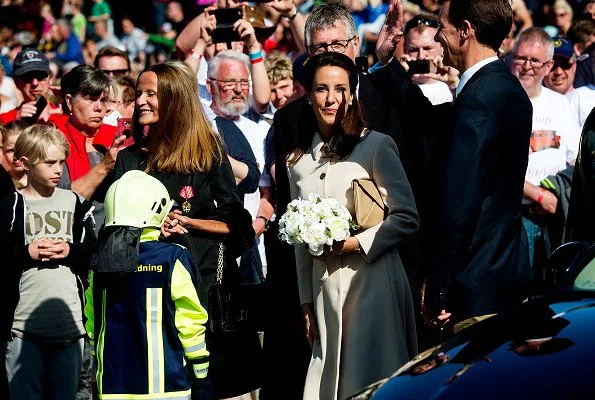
13,48,50,77
552,36,574,59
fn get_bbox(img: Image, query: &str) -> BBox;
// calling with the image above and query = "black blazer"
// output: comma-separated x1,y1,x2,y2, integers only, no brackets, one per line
424,60,533,319
566,107,595,243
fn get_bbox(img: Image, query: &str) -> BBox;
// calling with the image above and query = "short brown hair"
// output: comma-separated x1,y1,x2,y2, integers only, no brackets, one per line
440,0,513,52
94,46,131,71
14,124,70,165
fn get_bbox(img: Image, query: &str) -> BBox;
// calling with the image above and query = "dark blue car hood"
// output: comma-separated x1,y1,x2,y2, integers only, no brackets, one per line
354,298,595,400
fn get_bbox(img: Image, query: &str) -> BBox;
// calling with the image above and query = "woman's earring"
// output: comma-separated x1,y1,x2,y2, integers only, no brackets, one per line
307,99,312,105
348,101,353,106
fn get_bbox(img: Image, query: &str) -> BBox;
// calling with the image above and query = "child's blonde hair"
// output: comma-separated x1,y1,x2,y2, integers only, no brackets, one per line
14,125,70,166
265,51,294,85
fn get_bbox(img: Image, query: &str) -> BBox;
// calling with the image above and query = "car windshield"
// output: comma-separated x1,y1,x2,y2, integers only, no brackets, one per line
574,257,595,291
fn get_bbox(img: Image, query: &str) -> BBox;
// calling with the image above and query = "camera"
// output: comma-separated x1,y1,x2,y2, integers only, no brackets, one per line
408,59,430,75
211,8,243,44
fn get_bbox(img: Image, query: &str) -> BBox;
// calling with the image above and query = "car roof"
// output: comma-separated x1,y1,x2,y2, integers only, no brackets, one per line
366,299,595,399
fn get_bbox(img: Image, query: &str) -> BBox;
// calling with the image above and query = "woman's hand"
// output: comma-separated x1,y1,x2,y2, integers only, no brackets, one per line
313,236,361,260
161,210,189,238
102,135,127,173
302,303,320,347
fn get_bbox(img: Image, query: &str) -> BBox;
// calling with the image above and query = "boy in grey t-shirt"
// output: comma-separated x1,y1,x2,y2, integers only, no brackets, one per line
1,125,96,400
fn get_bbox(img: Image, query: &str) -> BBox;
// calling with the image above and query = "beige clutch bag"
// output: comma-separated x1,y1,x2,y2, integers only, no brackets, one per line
351,178,388,229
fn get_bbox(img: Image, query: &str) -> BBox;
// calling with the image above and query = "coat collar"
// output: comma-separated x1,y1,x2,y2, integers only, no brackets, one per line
457,59,507,98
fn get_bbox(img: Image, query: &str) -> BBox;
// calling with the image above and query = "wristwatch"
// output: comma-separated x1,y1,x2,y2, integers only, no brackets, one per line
256,215,270,231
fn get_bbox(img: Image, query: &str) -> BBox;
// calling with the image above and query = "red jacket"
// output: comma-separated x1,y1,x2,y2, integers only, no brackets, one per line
0,101,61,124
0,109,17,124
50,115,117,181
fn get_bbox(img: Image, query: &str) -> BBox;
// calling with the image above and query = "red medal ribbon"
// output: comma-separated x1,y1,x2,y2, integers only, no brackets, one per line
179,186,194,200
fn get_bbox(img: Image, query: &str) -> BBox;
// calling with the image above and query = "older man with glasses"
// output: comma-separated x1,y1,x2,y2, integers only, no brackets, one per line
509,27,580,274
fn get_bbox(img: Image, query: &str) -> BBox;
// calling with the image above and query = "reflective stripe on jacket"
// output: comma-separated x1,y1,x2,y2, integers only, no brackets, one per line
85,228,209,399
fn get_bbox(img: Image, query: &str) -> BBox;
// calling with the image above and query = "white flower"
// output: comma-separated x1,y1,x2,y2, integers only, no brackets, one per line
278,194,355,256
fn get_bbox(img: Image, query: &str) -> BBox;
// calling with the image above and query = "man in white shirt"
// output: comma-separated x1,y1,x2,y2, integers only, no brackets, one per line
543,36,595,130
400,13,454,105
509,27,580,268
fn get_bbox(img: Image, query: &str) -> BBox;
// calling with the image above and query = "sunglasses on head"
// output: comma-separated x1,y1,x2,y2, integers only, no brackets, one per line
405,15,439,34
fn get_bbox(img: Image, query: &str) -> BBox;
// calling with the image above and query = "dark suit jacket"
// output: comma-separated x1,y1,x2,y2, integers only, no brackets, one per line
424,60,533,320
565,107,595,243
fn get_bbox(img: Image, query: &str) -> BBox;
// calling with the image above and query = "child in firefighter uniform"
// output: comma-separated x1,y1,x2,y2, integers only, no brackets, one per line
84,170,210,399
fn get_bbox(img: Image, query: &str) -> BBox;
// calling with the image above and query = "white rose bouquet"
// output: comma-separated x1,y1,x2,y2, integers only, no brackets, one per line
278,193,358,256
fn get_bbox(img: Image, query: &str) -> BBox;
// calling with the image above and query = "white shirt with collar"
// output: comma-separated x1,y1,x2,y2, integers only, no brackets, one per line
455,56,499,97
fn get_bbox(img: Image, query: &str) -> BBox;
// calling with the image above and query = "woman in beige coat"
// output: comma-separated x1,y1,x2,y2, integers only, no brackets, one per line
285,52,419,400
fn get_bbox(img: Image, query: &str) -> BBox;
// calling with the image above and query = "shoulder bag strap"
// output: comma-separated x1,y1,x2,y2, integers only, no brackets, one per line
216,242,224,284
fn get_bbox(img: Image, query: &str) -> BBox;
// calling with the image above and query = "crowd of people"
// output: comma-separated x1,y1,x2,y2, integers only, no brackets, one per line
1,0,595,399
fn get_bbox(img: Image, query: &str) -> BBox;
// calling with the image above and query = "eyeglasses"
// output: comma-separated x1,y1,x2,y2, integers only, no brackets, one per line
405,16,439,34
101,69,130,77
307,37,356,55
512,55,551,69
212,79,251,91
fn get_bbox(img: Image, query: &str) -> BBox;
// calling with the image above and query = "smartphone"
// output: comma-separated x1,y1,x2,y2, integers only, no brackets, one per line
211,8,243,43
116,117,132,138
21,96,48,125
408,59,430,75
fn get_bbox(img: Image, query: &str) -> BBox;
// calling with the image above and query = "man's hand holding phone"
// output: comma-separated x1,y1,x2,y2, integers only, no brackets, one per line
422,56,460,91
19,96,50,124
233,18,260,53
210,7,243,44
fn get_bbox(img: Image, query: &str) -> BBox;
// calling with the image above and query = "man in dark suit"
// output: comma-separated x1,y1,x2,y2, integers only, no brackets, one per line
420,0,533,327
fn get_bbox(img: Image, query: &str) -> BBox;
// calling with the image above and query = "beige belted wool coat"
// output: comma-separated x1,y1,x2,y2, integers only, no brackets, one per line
287,130,419,400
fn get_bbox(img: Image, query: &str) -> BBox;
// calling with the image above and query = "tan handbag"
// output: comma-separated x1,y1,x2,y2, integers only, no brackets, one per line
351,178,388,229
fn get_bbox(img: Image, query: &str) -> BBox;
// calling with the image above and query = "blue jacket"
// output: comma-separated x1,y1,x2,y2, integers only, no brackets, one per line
85,229,209,399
